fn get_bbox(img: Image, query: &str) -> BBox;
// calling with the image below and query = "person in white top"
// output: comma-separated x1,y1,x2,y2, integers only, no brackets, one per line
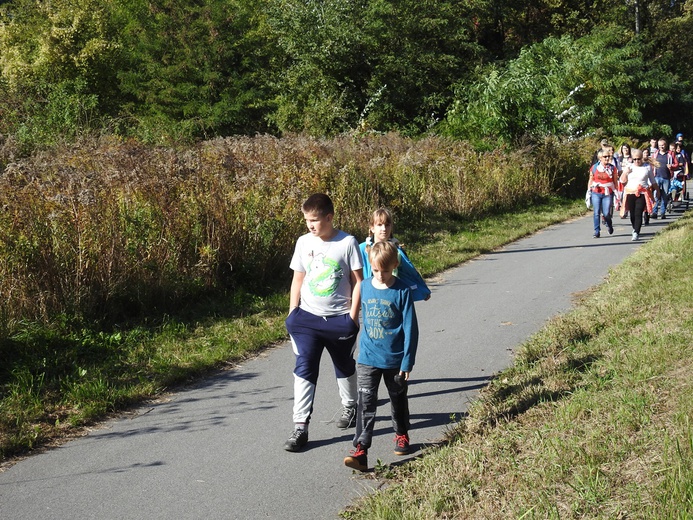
284,193,363,452
620,148,661,241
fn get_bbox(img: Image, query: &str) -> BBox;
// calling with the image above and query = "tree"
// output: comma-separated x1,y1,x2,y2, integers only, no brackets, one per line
0,0,123,146
265,0,371,135
266,0,482,136
114,0,277,142
440,29,689,145
359,0,481,134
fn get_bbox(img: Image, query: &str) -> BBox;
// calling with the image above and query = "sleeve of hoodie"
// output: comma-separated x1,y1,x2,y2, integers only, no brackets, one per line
396,248,431,301
399,287,419,372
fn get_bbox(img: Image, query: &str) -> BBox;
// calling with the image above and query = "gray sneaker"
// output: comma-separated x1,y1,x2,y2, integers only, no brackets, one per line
284,428,308,452
336,406,356,429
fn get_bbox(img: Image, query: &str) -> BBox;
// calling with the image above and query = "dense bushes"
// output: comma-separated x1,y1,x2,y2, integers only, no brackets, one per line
0,133,589,332
440,31,691,145
2,1,690,148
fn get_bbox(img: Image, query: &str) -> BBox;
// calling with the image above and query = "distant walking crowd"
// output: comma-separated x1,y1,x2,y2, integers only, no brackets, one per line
587,134,689,241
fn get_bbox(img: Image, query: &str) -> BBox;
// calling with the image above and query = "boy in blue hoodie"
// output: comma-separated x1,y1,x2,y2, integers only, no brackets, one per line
344,241,419,471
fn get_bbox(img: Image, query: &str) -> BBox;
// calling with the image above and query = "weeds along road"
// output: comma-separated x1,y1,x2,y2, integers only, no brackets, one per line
0,209,687,520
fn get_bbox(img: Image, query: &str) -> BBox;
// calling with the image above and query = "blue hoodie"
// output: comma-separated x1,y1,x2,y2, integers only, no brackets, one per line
359,239,431,302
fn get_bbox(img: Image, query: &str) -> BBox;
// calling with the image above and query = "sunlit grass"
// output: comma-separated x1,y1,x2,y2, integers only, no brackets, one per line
0,134,589,329
0,197,584,461
342,212,693,519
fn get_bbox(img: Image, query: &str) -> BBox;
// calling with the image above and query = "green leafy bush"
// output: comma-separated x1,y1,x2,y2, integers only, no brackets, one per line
440,31,688,145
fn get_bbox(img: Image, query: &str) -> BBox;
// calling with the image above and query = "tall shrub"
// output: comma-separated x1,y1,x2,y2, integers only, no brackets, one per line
441,31,684,145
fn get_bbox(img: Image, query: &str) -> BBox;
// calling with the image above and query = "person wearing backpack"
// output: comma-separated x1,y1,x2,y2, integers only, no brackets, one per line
651,138,679,219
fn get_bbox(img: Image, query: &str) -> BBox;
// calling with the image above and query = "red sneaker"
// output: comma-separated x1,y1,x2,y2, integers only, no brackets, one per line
394,433,410,455
344,444,368,471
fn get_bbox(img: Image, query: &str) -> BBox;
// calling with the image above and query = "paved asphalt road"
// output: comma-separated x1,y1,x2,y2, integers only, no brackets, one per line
0,209,687,520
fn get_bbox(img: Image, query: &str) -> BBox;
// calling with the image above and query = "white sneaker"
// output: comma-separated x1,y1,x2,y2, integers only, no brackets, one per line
632,231,639,241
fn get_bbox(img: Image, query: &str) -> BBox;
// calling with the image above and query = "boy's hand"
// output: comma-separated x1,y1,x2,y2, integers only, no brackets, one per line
400,370,411,381
350,308,360,325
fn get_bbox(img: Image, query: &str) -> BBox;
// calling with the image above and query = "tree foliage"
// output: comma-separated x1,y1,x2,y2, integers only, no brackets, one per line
0,0,122,147
113,0,277,142
440,27,691,145
266,0,480,135
1,0,693,147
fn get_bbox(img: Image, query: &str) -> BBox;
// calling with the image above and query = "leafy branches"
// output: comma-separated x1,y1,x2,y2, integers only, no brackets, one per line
440,29,688,145
1,0,693,148
0,0,122,148
114,0,276,142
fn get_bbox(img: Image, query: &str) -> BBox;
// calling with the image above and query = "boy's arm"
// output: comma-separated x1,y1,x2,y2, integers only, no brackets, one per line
350,268,363,323
399,291,419,378
289,270,305,315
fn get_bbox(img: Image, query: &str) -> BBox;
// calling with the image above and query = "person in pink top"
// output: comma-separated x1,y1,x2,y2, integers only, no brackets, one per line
620,148,661,241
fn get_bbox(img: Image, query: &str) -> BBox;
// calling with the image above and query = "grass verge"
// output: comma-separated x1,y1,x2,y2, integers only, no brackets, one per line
341,210,693,519
0,196,586,463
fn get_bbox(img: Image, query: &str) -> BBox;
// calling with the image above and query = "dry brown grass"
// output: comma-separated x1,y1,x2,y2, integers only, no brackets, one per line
0,133,588,330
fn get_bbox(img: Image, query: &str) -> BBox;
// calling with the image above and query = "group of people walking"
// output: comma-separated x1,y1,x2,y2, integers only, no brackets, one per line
588,134,690,240
283,193,430,472
284,134,689,471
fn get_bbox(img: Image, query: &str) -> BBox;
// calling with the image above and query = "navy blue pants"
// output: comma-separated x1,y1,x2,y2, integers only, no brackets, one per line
285,307,358,424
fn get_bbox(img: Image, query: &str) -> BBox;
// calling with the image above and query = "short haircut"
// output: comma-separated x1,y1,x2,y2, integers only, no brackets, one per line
369,241,400,271
302,193,334,217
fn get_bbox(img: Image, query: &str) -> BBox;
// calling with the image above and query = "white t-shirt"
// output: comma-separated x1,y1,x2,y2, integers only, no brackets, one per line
290,230,363,316
623,164,656,193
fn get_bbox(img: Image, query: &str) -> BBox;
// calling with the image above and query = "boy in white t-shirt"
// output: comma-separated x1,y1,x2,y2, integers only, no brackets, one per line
284,193,364,452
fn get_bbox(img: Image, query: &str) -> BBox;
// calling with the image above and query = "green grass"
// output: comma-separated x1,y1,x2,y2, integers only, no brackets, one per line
5,196,688,516
0,196,585,462
342,210,693,519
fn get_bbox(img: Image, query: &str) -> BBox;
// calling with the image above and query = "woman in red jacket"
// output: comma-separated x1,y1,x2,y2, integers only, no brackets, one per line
587,149,618,238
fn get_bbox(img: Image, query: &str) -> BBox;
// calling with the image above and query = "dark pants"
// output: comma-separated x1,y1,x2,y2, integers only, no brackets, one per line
286,307,358,424
352,363,409,449
625,193,647,233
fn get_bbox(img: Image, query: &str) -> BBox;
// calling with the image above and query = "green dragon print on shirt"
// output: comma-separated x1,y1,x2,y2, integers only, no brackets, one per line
307,253,343,297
